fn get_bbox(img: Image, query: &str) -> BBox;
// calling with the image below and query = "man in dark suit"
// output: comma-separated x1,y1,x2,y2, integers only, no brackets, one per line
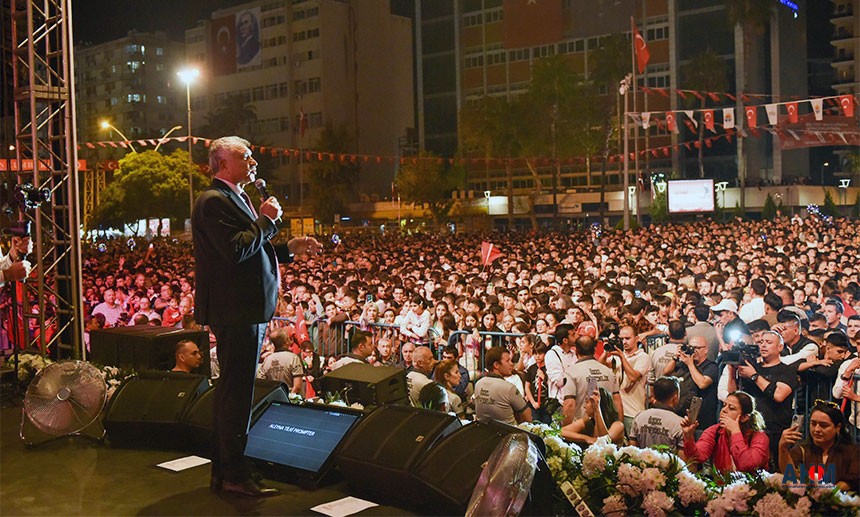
193,136,320,497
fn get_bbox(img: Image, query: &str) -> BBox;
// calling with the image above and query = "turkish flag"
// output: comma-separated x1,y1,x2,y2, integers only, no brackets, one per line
294,307,310,344
839,94,855,118
480,241,502,266
210,15,236,76
299,107,308,137
502,0,563,49
666,112,679,134
745,106,757,128
703,110,715,132
631,17,650,74
786,102,798,124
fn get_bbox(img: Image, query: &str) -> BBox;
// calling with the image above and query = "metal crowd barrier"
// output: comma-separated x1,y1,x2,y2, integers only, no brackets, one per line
793,371,859,443
446,330,555,380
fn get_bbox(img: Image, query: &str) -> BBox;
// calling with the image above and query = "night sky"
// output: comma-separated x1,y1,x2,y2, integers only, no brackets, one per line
72,0,227,44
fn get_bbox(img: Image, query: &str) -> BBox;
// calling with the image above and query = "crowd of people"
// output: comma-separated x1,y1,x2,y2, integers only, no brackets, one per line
6,210,860,486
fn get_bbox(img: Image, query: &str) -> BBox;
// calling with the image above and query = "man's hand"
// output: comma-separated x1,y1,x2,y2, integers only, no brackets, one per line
287,236,322,256
260,196,283,222
736,360,757,379
678,350,694,367
3,260,31,282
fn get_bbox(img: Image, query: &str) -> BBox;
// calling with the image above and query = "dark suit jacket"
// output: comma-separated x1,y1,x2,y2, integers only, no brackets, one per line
193,179,279,326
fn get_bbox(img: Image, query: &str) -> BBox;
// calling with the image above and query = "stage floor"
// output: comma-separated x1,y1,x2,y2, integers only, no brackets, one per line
0,395,415,516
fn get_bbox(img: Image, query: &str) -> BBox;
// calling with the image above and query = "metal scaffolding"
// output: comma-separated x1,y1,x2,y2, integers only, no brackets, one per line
10,0,84,359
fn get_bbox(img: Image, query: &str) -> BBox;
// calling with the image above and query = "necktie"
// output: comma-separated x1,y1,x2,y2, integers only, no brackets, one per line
240,191,258,218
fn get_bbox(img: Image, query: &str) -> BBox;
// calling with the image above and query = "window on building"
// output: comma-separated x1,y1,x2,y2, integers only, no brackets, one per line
127,60,141,72
308,77,321,93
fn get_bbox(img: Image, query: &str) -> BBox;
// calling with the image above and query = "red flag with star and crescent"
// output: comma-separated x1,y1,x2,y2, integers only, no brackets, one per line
210,15,236,76
480,241,503,267
839,95,855,118
665,112,679,134
786,102,798,124
631,17,650,74
745,106,757,128
703,110,715,132
502,0,563,49
294,307,310,344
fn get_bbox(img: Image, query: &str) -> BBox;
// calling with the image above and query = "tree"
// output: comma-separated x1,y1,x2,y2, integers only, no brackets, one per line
680,49,729,178
200,94,257,138
460,96,523,227
396,152,463,227
307,121,358,224
650,189,668,223
822,189,839,217
761,192,777,220
90,149,207,231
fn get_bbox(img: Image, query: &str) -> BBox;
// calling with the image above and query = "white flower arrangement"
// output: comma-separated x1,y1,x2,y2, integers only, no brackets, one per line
516,422,860,517
12,353,53,383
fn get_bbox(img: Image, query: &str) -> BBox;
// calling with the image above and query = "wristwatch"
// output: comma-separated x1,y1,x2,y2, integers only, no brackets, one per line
750,373,759,382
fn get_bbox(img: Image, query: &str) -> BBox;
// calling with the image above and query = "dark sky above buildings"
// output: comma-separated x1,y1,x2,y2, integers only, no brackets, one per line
72,0,221,44
73,1,831,54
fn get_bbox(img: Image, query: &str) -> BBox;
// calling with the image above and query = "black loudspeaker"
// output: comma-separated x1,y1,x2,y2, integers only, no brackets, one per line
320,363,407,406
181,379,290,453
103,372,209,449
336,405,461,502
412,420,554,515
90,326,210,376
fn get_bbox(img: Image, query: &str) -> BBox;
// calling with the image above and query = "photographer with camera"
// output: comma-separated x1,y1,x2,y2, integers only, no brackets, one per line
721,330,798,468
0,224,32,287
664,335,719,431
600,324,652,434
712,299,752,356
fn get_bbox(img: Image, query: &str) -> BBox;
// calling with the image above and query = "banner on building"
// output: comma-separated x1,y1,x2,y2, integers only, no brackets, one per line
778,114,859,150
210,14,237,75
236,7,262,68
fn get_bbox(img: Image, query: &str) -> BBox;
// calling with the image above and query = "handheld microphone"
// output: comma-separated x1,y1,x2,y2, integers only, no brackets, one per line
254,178,282,224
254,178,270,199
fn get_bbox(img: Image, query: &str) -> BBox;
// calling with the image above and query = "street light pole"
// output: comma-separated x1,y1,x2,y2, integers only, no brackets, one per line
154,125,182,153
620,74,632,230
177,67,200,221
99,120,137,153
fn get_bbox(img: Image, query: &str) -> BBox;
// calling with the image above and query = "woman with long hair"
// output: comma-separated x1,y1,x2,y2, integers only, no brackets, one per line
681,391,769,473
561,387,625,447
779,401,860,491
434,358,465,417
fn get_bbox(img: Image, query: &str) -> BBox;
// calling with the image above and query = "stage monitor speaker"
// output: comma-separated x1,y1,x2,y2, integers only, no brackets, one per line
103,372,209,449
181,379,289,453
90,326,210,377
319,363,407,406
336,405,461,503
412,420,554,515
245,400,364,488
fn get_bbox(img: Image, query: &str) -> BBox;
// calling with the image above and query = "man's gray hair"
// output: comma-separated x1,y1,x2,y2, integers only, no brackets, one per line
208,136,250,174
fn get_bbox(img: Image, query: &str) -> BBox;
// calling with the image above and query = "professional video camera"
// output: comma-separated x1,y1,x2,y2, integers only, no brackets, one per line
2,183,51,216
599,324,622,353
721,343,760,365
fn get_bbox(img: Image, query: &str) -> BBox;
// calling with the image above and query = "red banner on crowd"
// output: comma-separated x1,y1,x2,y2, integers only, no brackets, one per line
480,241,502,267
502,0,563,49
